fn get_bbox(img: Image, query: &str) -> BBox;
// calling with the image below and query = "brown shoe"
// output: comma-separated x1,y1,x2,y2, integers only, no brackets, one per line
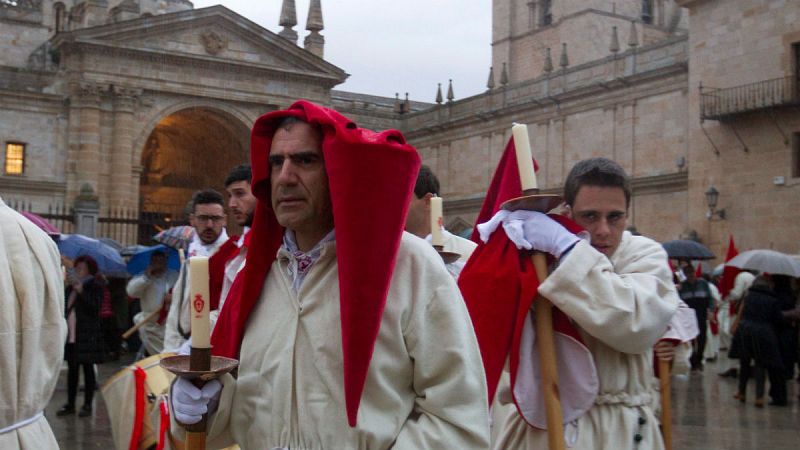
733,392,745,403
754,398,765,408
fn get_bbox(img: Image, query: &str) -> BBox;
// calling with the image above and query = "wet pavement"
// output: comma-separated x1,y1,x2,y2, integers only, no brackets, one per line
47,353,799,449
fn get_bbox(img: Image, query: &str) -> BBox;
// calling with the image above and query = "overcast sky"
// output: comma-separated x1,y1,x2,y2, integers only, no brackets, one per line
192,0,492,102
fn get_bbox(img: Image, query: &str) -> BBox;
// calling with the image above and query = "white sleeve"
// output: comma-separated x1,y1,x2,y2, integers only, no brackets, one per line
539,239,680,354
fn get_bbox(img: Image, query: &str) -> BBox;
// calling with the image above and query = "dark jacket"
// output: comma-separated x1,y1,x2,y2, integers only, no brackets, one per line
729,284,783,369
65,276,109,364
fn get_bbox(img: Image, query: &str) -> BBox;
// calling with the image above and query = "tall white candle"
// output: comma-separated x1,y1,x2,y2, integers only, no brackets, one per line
188,256,211,349
430,196,444,246
511,123,538,190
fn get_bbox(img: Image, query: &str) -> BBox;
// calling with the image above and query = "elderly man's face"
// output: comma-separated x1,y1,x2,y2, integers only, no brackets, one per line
269,121,333,250
568,185,627,257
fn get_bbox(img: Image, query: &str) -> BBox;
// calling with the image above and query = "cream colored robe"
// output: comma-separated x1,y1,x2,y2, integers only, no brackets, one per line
442,229,477,263
0,199,66,449
163,233,227,351
198,232,490,450
492,231,679,450
126,270,179,355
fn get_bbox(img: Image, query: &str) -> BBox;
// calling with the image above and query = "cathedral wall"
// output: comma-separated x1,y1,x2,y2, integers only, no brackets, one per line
681,0,800,256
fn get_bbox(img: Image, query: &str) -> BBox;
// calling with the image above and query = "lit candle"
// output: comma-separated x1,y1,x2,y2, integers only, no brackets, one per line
188,256,211,349
430,196,444,247
511,123,538,190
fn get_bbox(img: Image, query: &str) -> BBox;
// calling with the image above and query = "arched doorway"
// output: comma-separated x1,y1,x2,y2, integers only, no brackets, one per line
138,107,251,243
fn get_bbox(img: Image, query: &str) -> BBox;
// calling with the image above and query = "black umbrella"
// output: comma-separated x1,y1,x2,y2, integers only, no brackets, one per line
662,239,715,260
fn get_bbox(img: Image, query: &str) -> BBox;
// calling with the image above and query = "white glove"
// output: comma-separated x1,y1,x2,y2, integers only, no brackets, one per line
476,210,510,243
478,209,581,258
176,338,192,356
171,377,222,425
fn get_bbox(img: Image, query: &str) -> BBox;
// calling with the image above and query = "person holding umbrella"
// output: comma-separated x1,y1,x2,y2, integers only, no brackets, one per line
57,255,109,417
677,261,715,372
125,250,179,356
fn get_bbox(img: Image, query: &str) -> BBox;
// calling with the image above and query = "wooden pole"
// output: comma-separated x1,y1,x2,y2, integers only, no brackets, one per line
659,359,672,450
531,252,566,450
121,308,161,339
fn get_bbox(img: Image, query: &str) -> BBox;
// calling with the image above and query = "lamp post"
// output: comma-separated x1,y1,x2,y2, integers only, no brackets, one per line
705,185,726,220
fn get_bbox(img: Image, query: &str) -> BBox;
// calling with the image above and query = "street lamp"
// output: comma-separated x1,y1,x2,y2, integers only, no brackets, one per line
705,185,725,220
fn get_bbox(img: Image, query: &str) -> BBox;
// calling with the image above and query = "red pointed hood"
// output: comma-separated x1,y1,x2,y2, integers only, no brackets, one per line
469,138,538,243
459,137,596,425
720,235,740,298
211,100,421,427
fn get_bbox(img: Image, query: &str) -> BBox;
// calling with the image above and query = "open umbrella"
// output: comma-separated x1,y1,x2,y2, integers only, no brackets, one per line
19,211,60,237
99,237,123,252
662,239,715,260
153,225,195,250
57,234,127,277
121,244,150,257
725,249,800,277
126,244,181,276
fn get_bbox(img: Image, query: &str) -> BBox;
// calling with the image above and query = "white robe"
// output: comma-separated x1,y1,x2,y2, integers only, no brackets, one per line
126,270,179,355
0,199,66,449
194,232,490,449
163,232,228,351
491,231,679,450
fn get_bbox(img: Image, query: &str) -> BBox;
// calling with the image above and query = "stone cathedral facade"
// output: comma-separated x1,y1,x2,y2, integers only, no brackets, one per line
1,0,799,258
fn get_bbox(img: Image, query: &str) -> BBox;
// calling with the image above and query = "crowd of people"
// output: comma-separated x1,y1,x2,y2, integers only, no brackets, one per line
1,100,798,450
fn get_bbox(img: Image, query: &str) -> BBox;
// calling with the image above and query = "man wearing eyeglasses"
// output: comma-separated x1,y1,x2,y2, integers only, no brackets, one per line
164,189,229,351
477,157,682,450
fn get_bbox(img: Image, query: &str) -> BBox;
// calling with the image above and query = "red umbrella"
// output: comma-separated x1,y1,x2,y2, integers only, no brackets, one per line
19,211,60,236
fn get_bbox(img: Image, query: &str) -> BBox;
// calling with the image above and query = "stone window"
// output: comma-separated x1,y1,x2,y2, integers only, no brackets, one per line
4,142,25,175
642,0,654,24
54,2,66,32
540,0,552,26
792,132,800,179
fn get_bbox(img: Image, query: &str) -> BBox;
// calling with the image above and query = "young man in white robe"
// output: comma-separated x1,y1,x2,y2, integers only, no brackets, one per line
126,250,179,355
170,101,490,449
405,164,477,278
0,199,66,449
163,189,228,351
480,157,681,450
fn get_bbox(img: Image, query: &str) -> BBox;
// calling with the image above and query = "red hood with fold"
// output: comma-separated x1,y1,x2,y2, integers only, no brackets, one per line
459,137,594,426
211,100,421,427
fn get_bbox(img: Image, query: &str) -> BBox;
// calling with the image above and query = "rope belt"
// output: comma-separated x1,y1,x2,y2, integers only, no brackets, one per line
594,392,653,408
0,411,44,435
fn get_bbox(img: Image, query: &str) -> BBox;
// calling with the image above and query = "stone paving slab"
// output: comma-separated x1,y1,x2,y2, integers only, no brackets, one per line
48,353,799,449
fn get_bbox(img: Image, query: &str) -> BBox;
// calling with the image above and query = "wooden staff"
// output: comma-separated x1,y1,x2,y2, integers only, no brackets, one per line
186,256,212,450
509,122,566,450
659,359,672,450
531,253,566,450
121,308,161,339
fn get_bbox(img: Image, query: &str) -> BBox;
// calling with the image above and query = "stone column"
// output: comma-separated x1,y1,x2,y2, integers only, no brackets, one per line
69,81,103,201
110,86,140,210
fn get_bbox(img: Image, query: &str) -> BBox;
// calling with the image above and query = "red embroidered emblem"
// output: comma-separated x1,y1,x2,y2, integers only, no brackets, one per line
193,294,205,313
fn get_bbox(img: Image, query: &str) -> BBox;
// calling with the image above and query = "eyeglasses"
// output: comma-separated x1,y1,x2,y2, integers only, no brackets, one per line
194,215,226,223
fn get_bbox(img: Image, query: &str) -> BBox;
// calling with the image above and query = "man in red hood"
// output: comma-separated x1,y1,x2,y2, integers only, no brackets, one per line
170,101,489,449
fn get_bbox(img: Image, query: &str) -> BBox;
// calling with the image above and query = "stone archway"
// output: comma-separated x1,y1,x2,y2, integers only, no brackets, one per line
138,106,251,241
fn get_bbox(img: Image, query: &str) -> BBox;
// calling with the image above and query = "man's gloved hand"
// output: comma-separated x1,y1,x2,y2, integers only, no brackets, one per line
171,377,222,425
478,210,581,258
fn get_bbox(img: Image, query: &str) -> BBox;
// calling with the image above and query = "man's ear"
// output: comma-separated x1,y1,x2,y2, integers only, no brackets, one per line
563,203,573,219
422,192,434,208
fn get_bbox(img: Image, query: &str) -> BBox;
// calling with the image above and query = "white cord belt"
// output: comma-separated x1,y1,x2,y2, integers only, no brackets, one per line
0,411,44,435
